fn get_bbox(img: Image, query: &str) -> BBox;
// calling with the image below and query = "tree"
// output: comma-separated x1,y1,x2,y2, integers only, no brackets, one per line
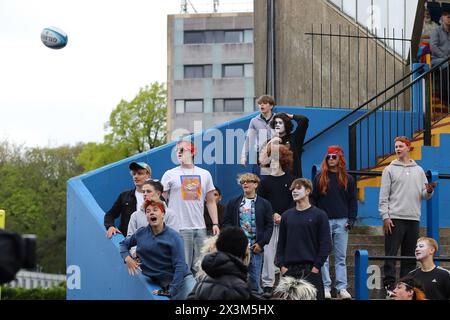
76,82,167,171
0,141,85,273
105,82,167,153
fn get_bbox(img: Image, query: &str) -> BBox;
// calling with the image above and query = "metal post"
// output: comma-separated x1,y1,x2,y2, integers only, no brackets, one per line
424,67,432,146
355,250,369,300
426,170,440,263
349,125,357,170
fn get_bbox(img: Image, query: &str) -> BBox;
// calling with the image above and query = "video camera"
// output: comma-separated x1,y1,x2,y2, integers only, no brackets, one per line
0,230,37,285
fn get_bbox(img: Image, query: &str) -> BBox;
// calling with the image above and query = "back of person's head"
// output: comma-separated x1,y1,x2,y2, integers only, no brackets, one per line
265,144,294,172
215,227,248,260
417,236,439,256
195,235,219,280
272,276,317,300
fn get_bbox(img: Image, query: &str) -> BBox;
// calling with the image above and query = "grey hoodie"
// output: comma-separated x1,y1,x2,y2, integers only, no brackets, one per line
379,159,433,221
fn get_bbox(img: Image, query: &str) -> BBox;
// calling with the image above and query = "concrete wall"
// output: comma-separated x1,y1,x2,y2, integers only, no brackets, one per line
167,12,255,139
254,0,408,108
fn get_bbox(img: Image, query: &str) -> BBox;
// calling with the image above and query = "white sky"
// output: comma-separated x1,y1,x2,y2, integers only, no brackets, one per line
0,0,252,147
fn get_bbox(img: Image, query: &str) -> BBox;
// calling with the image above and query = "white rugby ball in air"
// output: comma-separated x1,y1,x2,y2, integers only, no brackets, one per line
41,27,68,49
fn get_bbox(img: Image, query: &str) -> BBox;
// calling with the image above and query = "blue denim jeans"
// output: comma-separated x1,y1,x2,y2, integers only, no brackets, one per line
179,229,207,275
321,218,349,291
171,274,196,300
248,250,263,296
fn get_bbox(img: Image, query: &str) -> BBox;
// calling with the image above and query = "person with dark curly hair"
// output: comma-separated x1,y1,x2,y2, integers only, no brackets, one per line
259,112,309,178
257,144,296,298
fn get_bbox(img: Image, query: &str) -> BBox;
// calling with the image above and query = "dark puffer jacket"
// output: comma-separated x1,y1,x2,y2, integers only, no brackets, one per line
187,251,251,300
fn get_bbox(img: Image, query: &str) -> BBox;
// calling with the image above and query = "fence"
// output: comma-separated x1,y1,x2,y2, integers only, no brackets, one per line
6,270,65,289
305,25,411,109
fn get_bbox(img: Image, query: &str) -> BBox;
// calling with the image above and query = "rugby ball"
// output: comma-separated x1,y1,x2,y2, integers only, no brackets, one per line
41,27,68,49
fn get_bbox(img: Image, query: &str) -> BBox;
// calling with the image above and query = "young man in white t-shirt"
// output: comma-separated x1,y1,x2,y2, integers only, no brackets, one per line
161,141,219,274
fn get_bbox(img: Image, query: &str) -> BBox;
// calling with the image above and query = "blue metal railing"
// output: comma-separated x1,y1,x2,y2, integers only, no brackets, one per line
349,170,450,300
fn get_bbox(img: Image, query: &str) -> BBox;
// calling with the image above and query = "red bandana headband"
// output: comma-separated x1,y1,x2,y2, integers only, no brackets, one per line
327,146,344,156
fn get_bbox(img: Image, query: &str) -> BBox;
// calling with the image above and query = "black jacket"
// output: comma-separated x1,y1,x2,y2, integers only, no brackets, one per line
281,114,309,178
187,251,251,300
104,189,137,236
223,195,273,249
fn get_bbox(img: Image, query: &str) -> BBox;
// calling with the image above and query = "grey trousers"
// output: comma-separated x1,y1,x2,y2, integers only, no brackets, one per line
261,224,280,288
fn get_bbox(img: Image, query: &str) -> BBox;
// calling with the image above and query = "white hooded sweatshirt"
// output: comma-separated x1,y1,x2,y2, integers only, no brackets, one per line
379,159,433,221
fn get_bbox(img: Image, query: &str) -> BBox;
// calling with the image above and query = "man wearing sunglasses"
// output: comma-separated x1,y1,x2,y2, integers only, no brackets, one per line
161,140,219,276
223,173,273,298
311,145,357,300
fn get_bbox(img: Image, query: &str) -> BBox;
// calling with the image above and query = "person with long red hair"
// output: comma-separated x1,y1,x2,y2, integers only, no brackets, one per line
311,145,357,300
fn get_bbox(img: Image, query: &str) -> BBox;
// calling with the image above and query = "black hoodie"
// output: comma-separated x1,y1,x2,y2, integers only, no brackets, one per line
187,251,251,300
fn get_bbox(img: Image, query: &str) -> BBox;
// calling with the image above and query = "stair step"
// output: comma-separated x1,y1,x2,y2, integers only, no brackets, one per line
356,116,450,201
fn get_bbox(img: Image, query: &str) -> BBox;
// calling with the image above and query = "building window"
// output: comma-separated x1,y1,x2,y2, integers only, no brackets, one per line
184,30,252,44
175,100,185,114
222,64,253,78
214,99,244,112
184,65,212,78
175,100,203,113
184,31,205,44
223,64,244,77
224,99,244,112
224,30,244,43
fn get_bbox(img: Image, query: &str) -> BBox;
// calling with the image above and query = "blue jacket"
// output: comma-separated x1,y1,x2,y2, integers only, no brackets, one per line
119,225,190,296
223,195,274,249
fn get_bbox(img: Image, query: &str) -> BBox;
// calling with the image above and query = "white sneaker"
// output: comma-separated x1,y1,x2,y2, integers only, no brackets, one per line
324,288,332,299
338,289,352,300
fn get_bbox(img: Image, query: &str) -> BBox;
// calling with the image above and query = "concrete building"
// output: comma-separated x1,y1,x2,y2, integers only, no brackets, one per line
254,0,424,109
167,12,254,140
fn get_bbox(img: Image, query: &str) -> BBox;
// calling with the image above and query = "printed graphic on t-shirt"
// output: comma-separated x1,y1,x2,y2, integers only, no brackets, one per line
180,175,202,200
240,200,256,242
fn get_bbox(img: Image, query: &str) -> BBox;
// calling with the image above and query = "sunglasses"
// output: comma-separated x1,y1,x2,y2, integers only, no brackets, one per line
240,180,257,185
176,148,188,153
326,154,338,160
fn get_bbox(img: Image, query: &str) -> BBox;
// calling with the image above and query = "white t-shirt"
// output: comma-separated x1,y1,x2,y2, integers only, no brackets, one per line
161,166,215,230
135,190,144,211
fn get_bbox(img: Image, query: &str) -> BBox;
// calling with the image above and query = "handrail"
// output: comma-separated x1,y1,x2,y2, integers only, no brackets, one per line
304,65,424,146
348,55,450,128
355,251,450,300
346,170,450,180
348,54,450,171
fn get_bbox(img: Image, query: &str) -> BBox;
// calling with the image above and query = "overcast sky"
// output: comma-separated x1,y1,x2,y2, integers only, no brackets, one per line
0,0,252,147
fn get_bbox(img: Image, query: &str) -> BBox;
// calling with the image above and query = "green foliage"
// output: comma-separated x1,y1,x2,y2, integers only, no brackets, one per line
75,142,128,172
105,82,167,153
0,141,85,273
1,285,66,300
76,82,167,171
